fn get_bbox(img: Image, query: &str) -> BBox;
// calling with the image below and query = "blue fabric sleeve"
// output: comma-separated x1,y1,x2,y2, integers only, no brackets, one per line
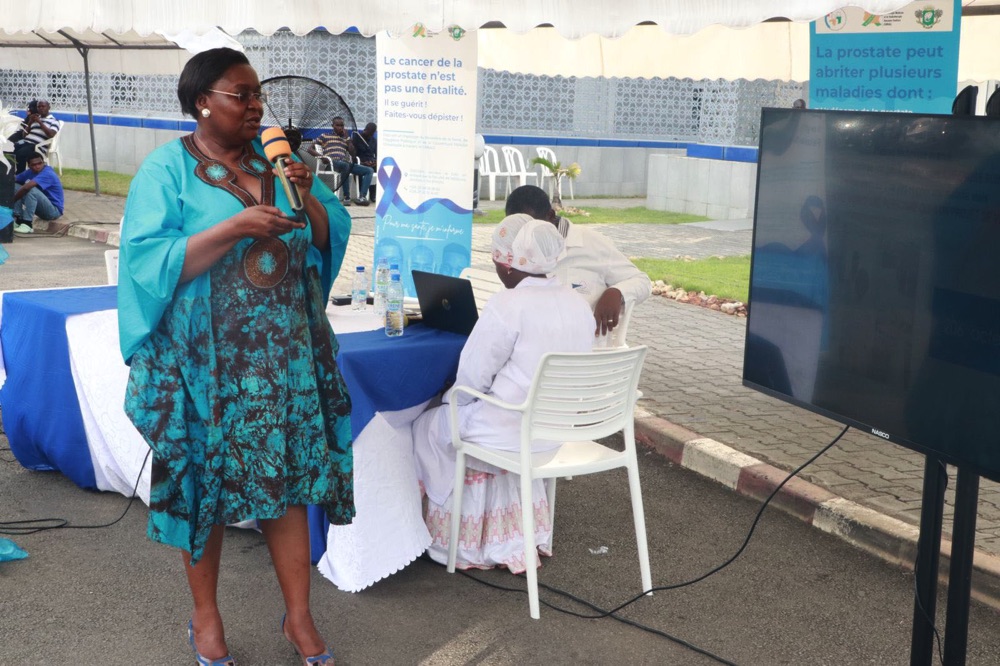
117,143,189,364
305,167,351,299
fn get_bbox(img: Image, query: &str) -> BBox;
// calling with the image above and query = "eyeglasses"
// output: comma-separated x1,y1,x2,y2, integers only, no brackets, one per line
206,89,268,105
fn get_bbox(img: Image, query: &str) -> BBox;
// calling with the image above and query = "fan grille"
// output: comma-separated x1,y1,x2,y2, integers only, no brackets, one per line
260,75,357,140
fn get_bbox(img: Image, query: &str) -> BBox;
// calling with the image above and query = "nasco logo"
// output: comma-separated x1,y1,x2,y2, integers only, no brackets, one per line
871,428,891,440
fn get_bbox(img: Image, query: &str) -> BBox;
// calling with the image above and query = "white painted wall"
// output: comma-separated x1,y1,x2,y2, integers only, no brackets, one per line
646,153,757,220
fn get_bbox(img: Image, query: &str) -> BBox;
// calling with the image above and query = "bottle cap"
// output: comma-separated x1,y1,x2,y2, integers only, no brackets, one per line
390,263,399,270
356,265,364,271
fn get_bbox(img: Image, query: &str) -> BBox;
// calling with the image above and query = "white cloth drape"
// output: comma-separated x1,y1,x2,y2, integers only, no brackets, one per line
0,1,922,38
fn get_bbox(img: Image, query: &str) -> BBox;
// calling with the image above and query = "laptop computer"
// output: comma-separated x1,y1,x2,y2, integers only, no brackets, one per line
412,270,480,336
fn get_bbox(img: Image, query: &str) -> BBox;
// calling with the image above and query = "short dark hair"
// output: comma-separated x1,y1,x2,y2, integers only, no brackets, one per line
177,47,251,118
505,185,551,218
27,152,45,163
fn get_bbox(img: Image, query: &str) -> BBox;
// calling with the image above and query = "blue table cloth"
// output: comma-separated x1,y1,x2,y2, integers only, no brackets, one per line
1,286,118,488
0,286,465,562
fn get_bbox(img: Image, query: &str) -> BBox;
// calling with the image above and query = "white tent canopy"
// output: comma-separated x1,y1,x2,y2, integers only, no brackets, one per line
1,0,922,39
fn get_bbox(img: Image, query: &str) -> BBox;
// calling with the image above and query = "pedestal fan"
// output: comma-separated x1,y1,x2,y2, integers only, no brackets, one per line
260,75,356,152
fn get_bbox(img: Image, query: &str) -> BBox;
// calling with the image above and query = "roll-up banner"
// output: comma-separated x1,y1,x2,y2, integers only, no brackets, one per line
375,26,478,297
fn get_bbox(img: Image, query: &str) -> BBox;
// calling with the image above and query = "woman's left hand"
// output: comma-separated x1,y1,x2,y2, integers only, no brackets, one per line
280,159,314,196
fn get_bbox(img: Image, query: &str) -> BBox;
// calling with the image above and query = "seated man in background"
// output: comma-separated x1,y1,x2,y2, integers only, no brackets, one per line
12,152,64,233
505,184,651,337
311,116,372,207
352,122,377,202
13,100,59,174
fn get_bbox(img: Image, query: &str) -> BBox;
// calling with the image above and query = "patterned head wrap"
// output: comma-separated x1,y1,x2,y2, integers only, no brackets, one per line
492,214,564,275
492,213,534,267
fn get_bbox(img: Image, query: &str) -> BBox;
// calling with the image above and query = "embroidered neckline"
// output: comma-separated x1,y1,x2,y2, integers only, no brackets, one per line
183,134,274,209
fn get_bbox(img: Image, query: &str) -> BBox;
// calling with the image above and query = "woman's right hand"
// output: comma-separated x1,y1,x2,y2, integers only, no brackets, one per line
232,205,306,240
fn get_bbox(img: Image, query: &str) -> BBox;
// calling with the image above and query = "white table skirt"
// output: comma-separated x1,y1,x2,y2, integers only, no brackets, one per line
50,302,430,592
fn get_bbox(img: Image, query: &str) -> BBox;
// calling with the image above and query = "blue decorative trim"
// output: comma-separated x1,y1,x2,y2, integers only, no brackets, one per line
47,116,760,163
686,144,725,160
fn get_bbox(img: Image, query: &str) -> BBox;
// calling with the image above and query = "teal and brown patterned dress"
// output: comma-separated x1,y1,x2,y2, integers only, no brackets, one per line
118,135,353,564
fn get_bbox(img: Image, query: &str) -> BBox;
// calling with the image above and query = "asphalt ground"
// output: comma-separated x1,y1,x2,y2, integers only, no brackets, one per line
2,193,1000,663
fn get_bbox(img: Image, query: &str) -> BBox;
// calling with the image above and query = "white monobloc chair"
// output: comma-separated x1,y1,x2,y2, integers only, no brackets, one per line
479,146,504,201
535,146,574,201
593,298,636,350
459,266,505,312
37,119,65,175
446,345,653,619
501,146,538,196
104,250,119,285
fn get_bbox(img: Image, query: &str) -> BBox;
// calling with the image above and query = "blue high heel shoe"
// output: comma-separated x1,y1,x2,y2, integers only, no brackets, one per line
281,614,335,665
188,619,236,666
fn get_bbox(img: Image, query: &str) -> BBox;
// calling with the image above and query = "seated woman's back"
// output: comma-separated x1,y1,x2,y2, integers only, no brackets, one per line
469,275,592,405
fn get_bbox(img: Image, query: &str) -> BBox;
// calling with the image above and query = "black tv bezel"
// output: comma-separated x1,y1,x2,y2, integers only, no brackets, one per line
742,106,1000,484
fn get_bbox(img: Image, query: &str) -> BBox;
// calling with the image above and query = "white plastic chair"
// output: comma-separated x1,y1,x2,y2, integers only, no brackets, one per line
535,146,574,201
36,119,64,175
446,345,652,619
479,146,504,201
593,298,636,350
104,250,119,285
500,146,538,196
459,266,505,312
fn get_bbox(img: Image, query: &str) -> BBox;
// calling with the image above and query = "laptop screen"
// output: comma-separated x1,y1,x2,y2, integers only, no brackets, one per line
411,270,479,336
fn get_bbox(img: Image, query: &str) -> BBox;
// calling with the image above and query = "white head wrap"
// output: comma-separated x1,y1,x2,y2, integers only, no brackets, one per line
492,213,533,267
492,215,564,275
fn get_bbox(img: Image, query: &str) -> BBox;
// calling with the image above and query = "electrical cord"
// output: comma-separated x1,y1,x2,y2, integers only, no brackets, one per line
456,567,738,665
449,423,852,665
0,449,150,536
556,423,851,619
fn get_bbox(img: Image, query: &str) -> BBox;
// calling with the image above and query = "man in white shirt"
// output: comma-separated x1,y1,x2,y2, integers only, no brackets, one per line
13,100,59,174
505,185,652,336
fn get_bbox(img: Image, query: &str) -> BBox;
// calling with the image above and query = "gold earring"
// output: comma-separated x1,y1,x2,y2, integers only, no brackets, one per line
201,108,211,118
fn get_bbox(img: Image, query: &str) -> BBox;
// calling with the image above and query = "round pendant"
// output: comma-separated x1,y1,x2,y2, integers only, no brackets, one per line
243,238,289,289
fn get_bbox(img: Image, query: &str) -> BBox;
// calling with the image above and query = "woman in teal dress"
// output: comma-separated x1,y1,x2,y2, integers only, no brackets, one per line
118,48,351,666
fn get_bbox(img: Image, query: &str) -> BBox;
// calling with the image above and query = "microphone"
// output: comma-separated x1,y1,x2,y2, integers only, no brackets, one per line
261,127,305,214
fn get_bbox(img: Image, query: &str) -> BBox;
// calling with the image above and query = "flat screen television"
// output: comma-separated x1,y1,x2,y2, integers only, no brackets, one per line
744,108,1000,482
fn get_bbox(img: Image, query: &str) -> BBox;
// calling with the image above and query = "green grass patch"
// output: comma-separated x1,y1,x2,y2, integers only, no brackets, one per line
475,206,710,225
61,169,133,197
634,256,751,302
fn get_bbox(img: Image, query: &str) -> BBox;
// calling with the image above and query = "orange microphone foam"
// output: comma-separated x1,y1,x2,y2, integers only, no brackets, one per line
261,127,292,163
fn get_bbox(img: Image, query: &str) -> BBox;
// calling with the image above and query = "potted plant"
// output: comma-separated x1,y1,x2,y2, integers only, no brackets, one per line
530,156,581,209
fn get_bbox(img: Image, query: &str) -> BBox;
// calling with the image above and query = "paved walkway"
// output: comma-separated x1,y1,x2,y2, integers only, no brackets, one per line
43,190,1000,605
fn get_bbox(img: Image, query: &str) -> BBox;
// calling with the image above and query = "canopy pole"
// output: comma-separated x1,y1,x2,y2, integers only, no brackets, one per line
76,45,101,196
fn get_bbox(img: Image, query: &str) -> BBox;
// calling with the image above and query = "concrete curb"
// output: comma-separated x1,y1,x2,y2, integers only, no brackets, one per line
633,407,1000,612
41,219,120,247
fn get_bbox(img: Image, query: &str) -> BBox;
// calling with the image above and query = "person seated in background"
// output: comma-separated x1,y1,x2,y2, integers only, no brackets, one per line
411,214,594,571
13,100,59,174
352,122,377,203
505,185,652,337
11,152,64,233
311,116,372,207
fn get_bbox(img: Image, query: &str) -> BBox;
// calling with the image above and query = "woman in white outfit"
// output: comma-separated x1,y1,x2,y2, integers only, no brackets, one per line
412,214,594,571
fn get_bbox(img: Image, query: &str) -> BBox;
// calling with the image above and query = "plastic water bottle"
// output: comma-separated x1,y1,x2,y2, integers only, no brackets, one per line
351,265,368,310
373,257,390,318
385,273,404,337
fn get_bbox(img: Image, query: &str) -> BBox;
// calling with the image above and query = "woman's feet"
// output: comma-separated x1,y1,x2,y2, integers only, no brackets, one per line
281,613,334,665
188,617,235,666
